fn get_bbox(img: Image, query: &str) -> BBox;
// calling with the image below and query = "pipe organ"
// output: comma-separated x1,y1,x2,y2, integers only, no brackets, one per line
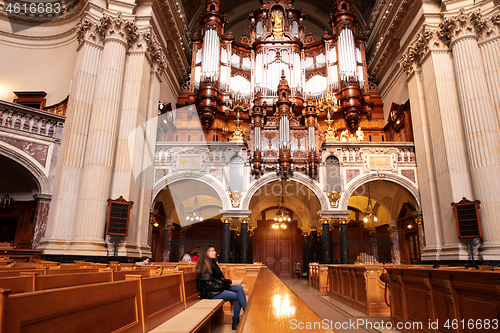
176,0,384,180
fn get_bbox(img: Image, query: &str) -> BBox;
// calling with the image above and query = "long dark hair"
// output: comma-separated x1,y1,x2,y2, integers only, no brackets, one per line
196,245,214,275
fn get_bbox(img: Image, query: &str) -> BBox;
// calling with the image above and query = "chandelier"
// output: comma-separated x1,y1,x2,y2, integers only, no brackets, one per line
186,183,203,222
186,197,204,222
273,187,291,229
363,183,378,223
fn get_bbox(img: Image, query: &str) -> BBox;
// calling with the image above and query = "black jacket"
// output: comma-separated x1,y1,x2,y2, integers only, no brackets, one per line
197,261,229,299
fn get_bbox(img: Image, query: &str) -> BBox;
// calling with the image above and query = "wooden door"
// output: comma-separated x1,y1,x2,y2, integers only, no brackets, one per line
255,220,297,277
404,231,420,264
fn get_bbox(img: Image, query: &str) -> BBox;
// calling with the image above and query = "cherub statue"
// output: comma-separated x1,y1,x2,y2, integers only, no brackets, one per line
340,129,348,142
356,127,364,142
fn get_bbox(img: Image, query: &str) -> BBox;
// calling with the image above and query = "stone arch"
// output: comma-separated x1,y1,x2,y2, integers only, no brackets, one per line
340,173,420,212
0,143,50,195
152,172,231,211
240,172,329,211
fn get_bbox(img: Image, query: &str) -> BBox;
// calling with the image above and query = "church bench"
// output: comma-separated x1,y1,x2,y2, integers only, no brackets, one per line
386,267,500,332
149,299,225,333
0,279,144,333
107,268,152,281
326,264,390,316
125,273,187,331
0,271,114,294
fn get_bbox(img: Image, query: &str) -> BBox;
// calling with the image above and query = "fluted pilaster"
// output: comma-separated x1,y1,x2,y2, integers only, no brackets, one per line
40,18,103,253
70,15,136,255
480,37,500,127
449,33,500,257
407,67,444,261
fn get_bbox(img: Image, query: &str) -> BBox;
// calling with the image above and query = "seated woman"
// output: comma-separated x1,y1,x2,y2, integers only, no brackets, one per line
196,245,247,330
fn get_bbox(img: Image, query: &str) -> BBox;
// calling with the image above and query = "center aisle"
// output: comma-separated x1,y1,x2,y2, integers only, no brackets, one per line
279,277,400,333
236,267,336,332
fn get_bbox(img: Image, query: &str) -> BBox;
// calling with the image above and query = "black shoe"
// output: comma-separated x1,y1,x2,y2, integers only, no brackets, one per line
232,317,240,330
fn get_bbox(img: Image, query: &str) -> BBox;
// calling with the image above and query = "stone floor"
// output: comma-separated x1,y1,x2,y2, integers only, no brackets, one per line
213,276,401,333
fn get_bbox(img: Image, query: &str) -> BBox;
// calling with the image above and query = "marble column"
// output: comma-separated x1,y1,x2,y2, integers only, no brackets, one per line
448,20,500,260
416,216,425,259
221,217,231,263
31,194,52,250
40,18,103,253
391,226,401,265
70,15,137,255
310,229,318,263
339,218,349,264
320,219,333,264
239,218,250,264
162,221,174,262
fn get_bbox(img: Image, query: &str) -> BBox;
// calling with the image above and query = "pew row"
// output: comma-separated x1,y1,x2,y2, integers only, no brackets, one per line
0,271,226,333
327,264,390,316
386,267,500,332
309,263,328,292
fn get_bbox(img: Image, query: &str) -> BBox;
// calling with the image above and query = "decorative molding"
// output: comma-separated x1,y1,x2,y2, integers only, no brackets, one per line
229,191,243,208
326,191,341,208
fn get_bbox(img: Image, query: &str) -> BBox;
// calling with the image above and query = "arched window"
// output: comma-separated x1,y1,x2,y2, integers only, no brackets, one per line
229,156,244,192
325,155,340,192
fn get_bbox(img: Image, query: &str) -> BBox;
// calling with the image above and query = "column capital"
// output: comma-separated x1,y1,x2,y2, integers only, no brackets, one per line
441,9,486,47
239,217,250,224
221,217,232,224
320,218,330,224
339,217,349,224
76,17,102,47
98,14,138,47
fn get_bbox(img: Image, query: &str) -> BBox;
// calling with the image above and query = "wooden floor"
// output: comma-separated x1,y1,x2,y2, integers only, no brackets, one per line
214,272,400,333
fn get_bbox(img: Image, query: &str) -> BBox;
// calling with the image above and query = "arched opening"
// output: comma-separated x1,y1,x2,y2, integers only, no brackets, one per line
248,180,322,277
0,154,40,249
152,179,224,262
342,180,420,264
325,155,340,192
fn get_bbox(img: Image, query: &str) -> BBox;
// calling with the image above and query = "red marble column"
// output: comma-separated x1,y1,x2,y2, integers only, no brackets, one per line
31,194,52,250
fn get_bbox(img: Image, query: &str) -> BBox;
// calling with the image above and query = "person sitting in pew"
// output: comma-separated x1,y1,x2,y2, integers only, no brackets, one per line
196,245,247,330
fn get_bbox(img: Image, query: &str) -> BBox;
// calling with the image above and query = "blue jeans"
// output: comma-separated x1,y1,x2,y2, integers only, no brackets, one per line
212,285,247,318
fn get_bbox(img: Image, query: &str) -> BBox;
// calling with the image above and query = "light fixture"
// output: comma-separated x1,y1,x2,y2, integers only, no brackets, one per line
0,194,11,208
186,183,203,222
363,183,378,223
273,182,291,229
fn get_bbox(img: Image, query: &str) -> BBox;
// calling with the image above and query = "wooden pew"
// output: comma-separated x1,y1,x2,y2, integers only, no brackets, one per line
386,266,500,332
237,267,335,332
125,274,186,331
327,264,389,316
1,280,144,333
0,271,114,294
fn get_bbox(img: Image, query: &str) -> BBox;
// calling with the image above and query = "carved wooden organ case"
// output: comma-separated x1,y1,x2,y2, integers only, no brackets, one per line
176,0,383,180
